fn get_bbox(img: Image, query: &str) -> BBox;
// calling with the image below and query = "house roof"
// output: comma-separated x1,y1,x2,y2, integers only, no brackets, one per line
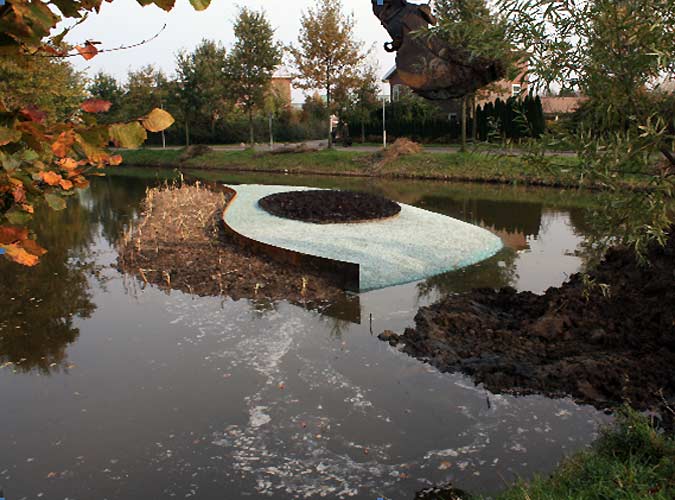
540,96,588,115
382,65,397,82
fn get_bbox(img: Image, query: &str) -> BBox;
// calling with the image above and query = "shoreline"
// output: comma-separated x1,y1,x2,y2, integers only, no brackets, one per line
119,148,652,191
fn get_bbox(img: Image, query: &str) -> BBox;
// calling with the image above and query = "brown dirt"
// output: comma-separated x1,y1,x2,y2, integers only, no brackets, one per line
380,231,675,416
116,183,346,307
368,137,424,171
258,190,401,224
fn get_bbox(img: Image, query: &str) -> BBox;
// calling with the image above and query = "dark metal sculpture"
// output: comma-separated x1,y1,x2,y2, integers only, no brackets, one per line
371,0,505,100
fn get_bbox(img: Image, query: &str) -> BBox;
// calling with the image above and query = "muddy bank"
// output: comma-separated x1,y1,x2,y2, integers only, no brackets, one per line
117,184,347,309
380,231,675,414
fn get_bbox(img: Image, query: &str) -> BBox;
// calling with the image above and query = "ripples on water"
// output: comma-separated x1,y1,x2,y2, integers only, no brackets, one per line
0,172,609,499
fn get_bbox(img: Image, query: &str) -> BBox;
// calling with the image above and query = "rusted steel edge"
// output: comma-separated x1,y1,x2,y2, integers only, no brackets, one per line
220,186,361,292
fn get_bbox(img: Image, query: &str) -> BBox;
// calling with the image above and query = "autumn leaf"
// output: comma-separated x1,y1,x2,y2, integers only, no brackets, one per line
20,239,47,257
52,130,76,157
141,108,175,132
188,0,211,11
59,179,74,190
2,244,39,266
109,122,147,148
75,41,99,60
0,126,22,146
0,226,29,245
81,99,112,113
151,0,176,11
109,154,123,166
58,157,78,170
20,106,47,123
72,176,89,189
40,171,63,186
44,193,67,211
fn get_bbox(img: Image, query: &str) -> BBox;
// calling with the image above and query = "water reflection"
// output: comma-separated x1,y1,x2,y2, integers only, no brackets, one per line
0,172,609,500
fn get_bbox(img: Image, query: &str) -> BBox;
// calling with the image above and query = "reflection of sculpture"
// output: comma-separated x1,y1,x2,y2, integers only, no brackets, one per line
371,0,505,100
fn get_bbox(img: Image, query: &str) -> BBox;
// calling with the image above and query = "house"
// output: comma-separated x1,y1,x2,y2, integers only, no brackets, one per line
270,67,293,107
540,96,588,121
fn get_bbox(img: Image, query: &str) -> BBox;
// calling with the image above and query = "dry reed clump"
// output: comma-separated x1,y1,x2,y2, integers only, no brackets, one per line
117,183,344,305
369,138,423,172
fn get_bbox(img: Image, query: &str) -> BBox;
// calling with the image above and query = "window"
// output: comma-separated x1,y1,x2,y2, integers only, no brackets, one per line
512,84,522,97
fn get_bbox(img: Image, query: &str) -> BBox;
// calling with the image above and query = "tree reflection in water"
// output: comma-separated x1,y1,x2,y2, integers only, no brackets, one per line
0,177,147,374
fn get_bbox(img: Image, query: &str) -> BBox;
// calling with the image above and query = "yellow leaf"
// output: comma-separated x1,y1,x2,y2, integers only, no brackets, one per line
2,244,39,266
141,108,175,133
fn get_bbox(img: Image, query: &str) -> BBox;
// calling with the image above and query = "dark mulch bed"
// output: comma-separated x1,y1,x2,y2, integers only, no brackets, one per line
379,230,675,420
258,190,401,224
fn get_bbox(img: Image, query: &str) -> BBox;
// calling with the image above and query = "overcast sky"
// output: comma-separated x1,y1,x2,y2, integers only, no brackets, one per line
64,0,398,101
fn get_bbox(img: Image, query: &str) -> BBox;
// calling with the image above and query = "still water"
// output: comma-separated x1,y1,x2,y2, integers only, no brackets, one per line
0,171,609,500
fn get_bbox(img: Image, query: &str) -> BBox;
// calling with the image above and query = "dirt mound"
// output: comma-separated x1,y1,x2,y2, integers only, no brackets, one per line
117,184,346,307
369,138,423,171
258,190,401,224
380,231,675,414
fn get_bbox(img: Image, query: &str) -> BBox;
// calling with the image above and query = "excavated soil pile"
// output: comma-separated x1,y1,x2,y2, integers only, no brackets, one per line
117,184,345,306
380,232,675,413
258,190,401,224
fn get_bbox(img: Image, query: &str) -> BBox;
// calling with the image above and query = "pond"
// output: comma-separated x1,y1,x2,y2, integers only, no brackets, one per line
0,170,611,500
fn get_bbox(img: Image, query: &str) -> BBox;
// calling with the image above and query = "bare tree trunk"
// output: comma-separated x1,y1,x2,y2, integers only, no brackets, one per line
248,109,254,148
471,94,477,143
185,119,190,147
326,81,333,149
361,122,366,144
460,95,467,153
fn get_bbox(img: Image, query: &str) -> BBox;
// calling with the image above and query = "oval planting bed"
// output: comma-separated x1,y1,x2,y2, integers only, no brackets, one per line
258,190,401,224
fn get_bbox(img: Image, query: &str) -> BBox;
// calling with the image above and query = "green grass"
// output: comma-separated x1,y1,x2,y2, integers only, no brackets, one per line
119,147,648,190
494,409,675,500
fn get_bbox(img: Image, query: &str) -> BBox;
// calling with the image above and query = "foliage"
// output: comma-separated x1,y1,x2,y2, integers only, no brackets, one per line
497,0,675,255
174,39,228,144
290,0,369,147
226,7,283,147
87,71,126,124
338,65,381,143
0,0,202,265
495,408,675,500
475,95,545,141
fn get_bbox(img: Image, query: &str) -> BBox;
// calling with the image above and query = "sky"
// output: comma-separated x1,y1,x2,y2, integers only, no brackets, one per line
63,0,398,102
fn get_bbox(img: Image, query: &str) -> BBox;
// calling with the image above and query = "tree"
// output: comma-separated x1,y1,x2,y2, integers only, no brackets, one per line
226,7,282,147
87,72,125,124
339,65,380,144
433,0,517,151
175,40,228,145
0,53,87,123
499,0,675,254
290,0,368,148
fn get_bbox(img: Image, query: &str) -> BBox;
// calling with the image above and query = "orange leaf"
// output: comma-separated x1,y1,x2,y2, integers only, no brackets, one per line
12,184,26,203
40,171,63,186
20,239,47,257
72,176,89,189
59,179,73,190
109,154,123,166
75,41,99,60
20,204,34,214
52,130,75,158
0,226,29,245
2,244,39,266
58,157,78,170
81,99,112,113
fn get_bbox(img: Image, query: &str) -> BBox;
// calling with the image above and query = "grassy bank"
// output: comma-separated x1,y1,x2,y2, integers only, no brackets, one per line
493,410,674,500
120,148,648,189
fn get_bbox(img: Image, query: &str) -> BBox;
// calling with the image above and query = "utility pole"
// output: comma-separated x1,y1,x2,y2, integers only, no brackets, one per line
382,96,387,149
